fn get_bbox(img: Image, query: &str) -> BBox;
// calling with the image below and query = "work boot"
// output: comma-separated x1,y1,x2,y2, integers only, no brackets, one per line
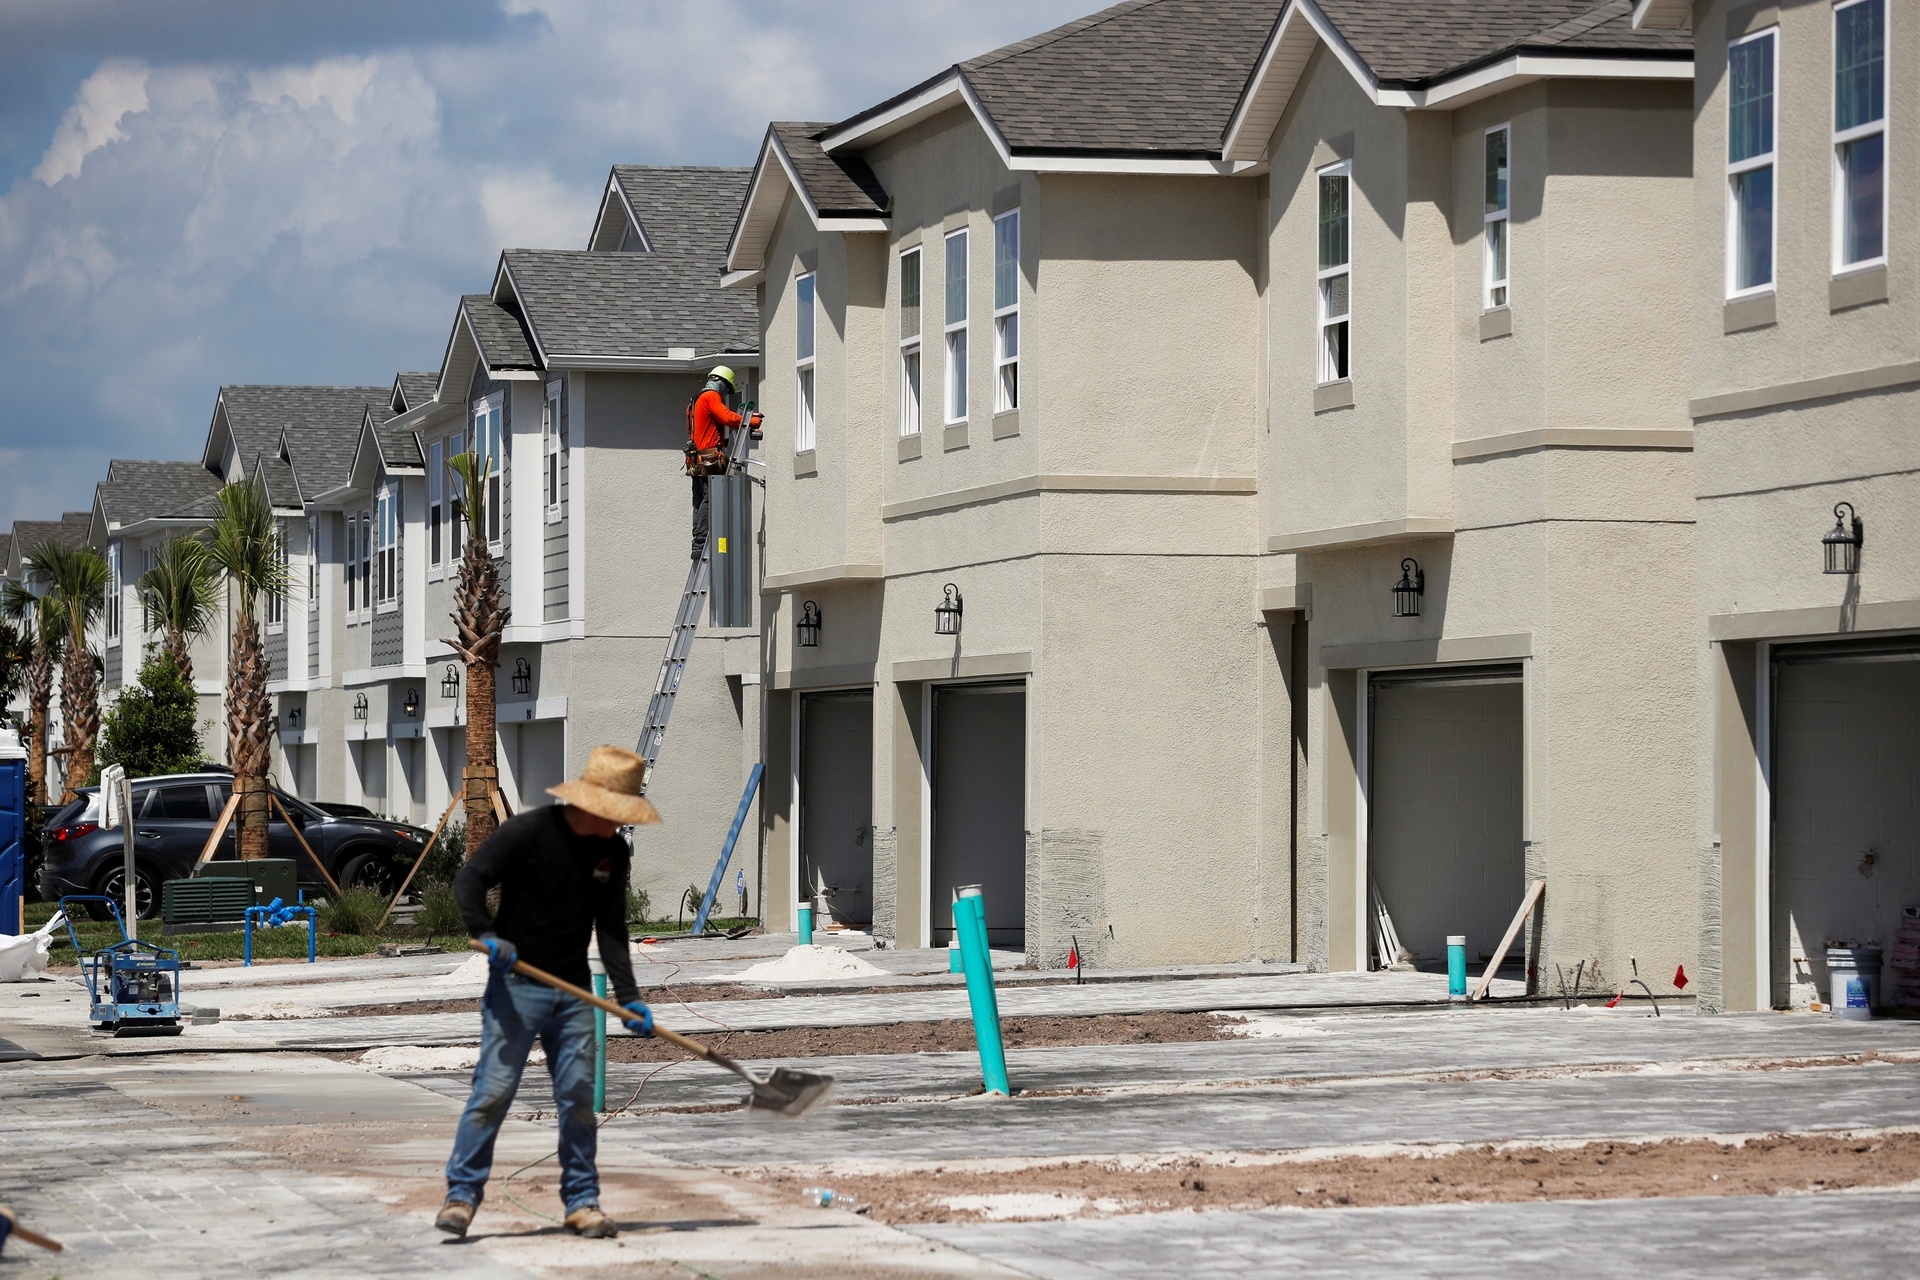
435,1199,475,1237
564,1205,616,1238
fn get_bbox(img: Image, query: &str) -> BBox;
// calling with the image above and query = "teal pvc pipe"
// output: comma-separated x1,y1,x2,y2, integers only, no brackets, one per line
1447,935,1467,999
796,903,812,946
593,972,608,1112
954,888,1010,1096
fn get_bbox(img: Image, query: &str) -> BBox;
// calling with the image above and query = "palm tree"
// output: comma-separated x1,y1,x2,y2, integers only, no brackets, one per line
205,483,288,860
444,450,508,851
138,535,219,683
0,582,63,802
35,542,111,800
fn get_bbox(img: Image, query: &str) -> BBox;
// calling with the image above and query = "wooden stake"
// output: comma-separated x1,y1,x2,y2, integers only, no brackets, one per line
492,786,513,823
375,792,462,933
270,792,343,900
1470,879,1546,1002
192,792,241,871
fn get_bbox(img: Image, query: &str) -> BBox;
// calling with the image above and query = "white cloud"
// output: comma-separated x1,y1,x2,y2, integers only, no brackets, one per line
32,58,152,185
480,169,592,253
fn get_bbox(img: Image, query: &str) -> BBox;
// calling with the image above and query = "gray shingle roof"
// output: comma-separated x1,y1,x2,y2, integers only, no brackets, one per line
98,460,222,527
610,166,757,258
219,385,393,472
255,456,301,509
280,398,397,501
13,512,93,563
768,125,889,215
502,250,759,362
394,372,438,413
376,424,425,470
836,0,1689,159
461,295,537,370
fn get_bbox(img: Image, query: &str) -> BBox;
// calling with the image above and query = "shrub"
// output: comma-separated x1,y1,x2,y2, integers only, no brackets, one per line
318,886,386,935
627,885,651,927
416,882,465,939
420,821,466,885
97,650,202,779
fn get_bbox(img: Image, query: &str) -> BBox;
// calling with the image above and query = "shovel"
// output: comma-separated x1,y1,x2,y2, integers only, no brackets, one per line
466,941,833,1117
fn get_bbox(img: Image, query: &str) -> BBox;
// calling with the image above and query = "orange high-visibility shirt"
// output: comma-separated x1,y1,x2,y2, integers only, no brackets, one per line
690,388,743,452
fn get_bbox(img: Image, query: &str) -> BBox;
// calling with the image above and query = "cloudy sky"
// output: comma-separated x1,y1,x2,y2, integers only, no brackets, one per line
0,0,1091,528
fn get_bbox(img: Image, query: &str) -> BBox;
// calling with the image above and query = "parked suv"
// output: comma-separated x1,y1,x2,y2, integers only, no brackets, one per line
38,772,431,918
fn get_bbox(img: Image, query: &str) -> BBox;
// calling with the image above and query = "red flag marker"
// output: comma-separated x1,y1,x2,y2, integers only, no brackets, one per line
1606,990,1623,1008
1067,944,1079,969
1673,964,1689,990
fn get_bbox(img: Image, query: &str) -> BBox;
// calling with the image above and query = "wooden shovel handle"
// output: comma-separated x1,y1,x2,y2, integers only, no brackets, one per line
464,940,740,1073
0,1208,61,1253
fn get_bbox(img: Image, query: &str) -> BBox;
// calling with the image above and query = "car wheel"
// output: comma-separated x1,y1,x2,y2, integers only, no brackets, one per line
93,864,161,921
340,852,399,896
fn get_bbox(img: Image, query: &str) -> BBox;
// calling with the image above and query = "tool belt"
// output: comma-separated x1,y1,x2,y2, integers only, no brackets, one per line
684,445,728,477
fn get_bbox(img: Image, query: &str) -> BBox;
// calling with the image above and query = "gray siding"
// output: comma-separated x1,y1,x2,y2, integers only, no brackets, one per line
372,609,404,667
104,640,123,691
307,586,320,679
267,624,288,680
543,378,569,622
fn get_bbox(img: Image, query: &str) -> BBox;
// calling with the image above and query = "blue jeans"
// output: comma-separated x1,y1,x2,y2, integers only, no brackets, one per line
444,972,600,1213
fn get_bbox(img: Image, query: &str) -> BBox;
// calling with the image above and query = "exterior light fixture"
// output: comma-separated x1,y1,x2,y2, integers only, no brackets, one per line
441,664,460,698
1392,558,1425,618
935,583,963,636
797,599,822,647
1823,502,1864,575
403,688,420,718
287,707,302,729
352,693,369,721
511,657,532,695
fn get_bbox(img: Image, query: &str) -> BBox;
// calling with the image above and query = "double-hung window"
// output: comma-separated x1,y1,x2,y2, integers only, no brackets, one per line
1316,162,1351,384
358,513,372,619
105,542,121,643
266,521,286,629
472,398,503,550
444,430,463,548
1727,27,1778,296
1834,0,1887,271
307,515,318,605
544,380,563,521
944,228,969,421
345,515,358,616
795,272,816,453
899,248,922,437
993,209,1019,413
375,486,397,608
427,439,443,574
1484,126,1510,309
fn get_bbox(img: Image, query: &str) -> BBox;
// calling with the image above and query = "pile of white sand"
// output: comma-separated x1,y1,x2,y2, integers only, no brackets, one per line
428,954,491,986
359,1045,546,1071
236,1001,333,1021
720,944,886,984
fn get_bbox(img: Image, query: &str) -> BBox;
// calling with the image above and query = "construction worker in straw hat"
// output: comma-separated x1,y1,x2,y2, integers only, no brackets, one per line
686,365,761,559
437,745,661,1240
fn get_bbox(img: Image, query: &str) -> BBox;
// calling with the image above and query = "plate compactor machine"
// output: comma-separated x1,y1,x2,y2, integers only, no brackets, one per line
59,896,183,1036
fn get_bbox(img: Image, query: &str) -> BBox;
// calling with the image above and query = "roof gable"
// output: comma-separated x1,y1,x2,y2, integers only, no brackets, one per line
500,249,759,368
726,124,891,279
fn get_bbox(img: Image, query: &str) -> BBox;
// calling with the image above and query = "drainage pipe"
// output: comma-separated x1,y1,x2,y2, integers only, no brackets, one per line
954,885,1010,1096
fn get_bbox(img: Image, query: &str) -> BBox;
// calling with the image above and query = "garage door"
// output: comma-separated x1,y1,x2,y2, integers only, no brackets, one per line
800,691,874,929
1772,644,1920,1009
1369,668,1525,968
932,683,1026,949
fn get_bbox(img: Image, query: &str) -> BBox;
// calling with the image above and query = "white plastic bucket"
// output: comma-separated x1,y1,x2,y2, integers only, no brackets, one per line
1826,946,1881,1021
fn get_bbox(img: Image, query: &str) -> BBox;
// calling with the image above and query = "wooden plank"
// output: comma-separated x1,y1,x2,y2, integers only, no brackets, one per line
492,787,512,823
271,792,343,900
192,793,241,870
375,792,462,933
1470,879,1545,1002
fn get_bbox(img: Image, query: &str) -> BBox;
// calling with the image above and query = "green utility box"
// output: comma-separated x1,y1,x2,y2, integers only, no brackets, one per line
197,857,300,908
162,876,255,927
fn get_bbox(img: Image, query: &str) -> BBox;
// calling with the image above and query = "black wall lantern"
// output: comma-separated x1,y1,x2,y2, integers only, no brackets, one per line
287,706,302,729
1392,558,1425,618
935,583,963,635
403,688,420,718
1823,502,1865,575
797,599,822,647
352,692,368,721
440,664,460,699
511,657,532,695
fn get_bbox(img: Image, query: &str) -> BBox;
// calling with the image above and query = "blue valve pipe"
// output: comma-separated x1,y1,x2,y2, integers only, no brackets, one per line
954,886,1010,1096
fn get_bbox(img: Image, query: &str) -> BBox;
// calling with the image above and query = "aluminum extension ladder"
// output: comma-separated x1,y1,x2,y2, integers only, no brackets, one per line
635,417,752,786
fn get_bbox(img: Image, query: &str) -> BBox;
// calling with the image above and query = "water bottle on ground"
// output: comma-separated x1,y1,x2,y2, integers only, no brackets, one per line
800,1186,836,1208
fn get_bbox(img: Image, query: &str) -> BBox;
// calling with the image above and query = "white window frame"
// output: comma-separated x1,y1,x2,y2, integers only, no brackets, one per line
426,439,444,578
944,227,969,423
472,397,503,552
1484,125,1510,310
265,523,285,632
344,513,358,621
1832,0,1888,274
899,247,922,438
794,272,816,454
993,209,1019,414
104,541,121,643
444,430,463,552
1316,160,1352,386
358,512,373,621
375,486,398,611
141,545,155,635
543,380,563,523
307,515,318,605
1726,26,1779,299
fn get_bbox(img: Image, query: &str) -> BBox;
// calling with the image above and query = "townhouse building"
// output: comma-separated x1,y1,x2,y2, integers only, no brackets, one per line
733,0,1703,988
1636,0,1919,1013
6,510,97,794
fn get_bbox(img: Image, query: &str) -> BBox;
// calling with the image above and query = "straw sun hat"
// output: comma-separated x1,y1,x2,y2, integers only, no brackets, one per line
547,745,662,826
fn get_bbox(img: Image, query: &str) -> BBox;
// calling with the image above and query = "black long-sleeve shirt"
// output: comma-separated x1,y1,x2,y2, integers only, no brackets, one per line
455,806,639,1005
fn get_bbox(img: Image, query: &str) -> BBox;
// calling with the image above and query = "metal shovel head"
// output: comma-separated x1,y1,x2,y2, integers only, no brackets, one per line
744,1066,834,1118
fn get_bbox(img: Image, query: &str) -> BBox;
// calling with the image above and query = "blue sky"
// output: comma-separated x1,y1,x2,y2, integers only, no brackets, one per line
0,0,1093,527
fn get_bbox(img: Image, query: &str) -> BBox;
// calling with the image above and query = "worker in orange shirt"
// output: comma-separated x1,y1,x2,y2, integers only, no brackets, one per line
686,366,761,558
